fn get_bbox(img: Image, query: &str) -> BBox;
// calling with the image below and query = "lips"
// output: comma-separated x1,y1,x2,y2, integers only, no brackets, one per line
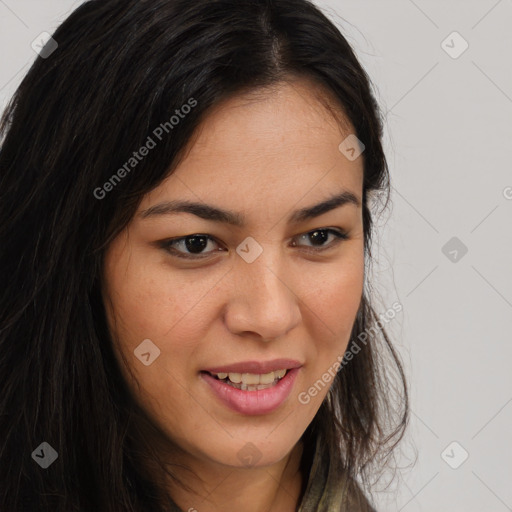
201,367,301,415
200,358,303,414
202,358,302,375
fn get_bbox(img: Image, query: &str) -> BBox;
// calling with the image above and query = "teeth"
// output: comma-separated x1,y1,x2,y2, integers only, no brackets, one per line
241,373,261,385
228,372,242,383
258,372,276,385
212,369,288,385
240,382,275,391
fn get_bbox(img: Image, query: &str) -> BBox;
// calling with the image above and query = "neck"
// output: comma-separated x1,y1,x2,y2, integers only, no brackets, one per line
165,440,305,512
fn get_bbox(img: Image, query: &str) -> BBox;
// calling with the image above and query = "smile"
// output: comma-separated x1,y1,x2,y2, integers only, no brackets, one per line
200,359,302,415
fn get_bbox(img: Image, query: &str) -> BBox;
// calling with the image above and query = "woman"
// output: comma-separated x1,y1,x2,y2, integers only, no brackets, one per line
0,0,408,510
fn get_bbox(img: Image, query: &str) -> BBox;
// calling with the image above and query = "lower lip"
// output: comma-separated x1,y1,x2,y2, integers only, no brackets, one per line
200,368,300,416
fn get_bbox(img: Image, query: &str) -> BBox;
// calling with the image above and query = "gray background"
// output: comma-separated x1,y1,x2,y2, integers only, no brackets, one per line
1,1,511,510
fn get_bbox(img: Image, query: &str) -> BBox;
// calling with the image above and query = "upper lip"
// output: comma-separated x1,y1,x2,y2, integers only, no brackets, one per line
202,359,302,375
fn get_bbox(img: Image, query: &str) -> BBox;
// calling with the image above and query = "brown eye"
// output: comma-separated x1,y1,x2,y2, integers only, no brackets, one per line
160,234,224,259
292,228,348,251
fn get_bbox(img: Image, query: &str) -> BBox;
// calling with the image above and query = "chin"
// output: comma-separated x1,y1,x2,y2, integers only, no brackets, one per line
203,437,298,470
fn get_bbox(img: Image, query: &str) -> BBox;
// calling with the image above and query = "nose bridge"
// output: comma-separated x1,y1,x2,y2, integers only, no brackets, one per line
226,245,301,340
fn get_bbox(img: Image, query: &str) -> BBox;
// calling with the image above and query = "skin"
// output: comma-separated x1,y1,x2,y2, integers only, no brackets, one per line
102,76,365,512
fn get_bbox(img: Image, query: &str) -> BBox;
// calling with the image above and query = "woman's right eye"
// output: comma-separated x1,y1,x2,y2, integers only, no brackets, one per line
159,235,224,260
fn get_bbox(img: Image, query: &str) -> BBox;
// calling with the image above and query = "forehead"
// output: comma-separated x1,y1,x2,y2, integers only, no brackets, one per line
186,77,354,159
142,78,363,210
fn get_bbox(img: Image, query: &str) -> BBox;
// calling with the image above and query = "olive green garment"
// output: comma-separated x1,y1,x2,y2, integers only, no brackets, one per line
164,432,377,512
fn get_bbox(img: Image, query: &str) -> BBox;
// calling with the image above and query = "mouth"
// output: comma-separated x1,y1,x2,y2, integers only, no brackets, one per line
201,368,289,391
199,359,302,415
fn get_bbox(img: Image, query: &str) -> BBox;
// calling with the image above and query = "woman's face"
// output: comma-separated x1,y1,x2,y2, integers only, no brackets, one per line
102,78,364,470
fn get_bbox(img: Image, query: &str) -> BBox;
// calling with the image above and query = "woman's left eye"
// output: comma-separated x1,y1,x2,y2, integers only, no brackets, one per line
291,228,348,251
159,228,348,260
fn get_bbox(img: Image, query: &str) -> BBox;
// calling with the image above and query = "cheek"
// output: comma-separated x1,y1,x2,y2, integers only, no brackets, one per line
296,254,364,408
104,257,210,348
305,250,364,340
102,250,225,411
102,265,202,426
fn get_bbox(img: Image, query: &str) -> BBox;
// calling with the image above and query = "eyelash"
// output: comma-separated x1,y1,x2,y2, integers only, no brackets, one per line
159,228,349,260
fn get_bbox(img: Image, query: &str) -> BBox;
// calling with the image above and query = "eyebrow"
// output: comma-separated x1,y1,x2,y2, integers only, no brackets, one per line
139,190,360,227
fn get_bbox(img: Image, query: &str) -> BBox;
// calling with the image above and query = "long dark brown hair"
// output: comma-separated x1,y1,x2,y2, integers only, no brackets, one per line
0,0,408,510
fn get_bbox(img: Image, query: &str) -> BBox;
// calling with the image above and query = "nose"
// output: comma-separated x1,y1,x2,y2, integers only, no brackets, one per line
223,253,301,342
